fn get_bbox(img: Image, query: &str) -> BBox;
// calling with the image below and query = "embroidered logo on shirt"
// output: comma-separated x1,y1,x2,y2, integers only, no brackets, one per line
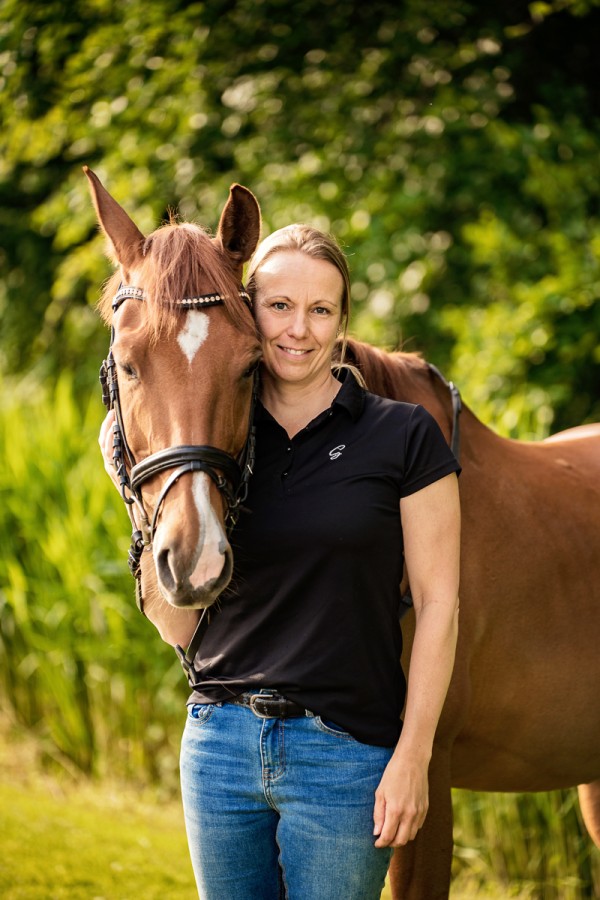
328,444,346,460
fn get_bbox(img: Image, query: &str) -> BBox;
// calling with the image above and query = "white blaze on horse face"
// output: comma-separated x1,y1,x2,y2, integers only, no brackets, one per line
177,311,210,364
189,472,228,589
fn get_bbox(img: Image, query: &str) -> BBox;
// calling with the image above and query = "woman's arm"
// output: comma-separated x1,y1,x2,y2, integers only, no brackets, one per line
373,472,460,848
99,411,201,647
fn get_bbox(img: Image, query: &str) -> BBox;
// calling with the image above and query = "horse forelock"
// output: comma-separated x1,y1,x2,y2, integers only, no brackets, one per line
98,222,256,341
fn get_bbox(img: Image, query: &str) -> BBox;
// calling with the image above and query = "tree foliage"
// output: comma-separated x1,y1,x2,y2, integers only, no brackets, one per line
1,0,600,433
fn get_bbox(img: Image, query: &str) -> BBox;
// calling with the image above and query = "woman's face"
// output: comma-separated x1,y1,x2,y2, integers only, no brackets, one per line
253,249,344,388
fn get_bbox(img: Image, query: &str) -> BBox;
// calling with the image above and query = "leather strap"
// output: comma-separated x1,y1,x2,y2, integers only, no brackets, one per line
232,692,309,719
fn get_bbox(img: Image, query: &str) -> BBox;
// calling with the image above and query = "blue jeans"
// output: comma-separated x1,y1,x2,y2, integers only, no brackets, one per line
179,697,394,899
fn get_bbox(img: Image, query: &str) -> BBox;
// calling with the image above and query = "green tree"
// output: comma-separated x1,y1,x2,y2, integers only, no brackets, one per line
1,0,599,431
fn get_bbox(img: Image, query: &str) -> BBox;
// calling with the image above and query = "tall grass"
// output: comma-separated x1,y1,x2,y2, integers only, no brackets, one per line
0,372,186,787
0,373,598,895
452,788,599,897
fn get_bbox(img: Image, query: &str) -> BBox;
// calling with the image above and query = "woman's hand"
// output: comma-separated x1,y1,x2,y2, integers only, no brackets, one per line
373,746,429,847
99,409,120,489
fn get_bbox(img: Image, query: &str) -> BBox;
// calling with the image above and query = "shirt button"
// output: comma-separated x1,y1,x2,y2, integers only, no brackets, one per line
286,446,292,452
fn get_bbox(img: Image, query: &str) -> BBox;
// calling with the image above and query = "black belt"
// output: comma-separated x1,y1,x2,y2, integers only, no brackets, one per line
231,691,310,719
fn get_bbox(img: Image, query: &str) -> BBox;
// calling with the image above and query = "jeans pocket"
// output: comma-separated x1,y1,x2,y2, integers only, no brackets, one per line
314,716,356,740
187,703,215,726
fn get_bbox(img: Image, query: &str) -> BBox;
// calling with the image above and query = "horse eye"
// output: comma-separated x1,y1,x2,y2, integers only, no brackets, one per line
119,361,138,380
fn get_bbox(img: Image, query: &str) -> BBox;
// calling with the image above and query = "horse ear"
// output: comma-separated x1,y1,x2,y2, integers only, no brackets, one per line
216,184,261,272
83,166,145,272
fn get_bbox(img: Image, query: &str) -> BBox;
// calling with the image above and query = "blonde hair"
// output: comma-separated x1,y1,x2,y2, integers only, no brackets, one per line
246,224,351,362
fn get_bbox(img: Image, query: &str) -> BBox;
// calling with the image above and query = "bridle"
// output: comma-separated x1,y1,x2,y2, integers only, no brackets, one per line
100,283,258,621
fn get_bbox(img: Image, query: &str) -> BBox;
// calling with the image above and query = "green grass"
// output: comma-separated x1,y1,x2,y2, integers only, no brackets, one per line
451,788,600,899
0,715,194,899
0,777,196,899
1,752,597,900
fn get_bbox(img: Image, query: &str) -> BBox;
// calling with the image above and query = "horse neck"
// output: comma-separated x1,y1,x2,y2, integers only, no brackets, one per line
344,339,447,439
344,338,500,461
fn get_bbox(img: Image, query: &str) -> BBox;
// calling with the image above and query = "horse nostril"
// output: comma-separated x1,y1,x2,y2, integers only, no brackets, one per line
156,548,177,594
222,545,233,582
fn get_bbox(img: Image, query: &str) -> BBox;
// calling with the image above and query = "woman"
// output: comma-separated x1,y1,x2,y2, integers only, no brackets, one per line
100,224,460,899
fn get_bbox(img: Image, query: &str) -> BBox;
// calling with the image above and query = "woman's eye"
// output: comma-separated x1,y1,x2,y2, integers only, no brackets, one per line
314,306,330,315
272,301,288,311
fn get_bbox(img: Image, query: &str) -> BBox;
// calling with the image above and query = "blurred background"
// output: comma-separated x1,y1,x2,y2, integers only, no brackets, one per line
0,0,599,896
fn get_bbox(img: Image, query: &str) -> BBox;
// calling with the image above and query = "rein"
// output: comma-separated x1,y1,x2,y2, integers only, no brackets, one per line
100,283,257,617
427,362,462,461
400,363,462,621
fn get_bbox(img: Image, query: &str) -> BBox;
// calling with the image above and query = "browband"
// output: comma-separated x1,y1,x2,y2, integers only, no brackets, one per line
113,284,252,313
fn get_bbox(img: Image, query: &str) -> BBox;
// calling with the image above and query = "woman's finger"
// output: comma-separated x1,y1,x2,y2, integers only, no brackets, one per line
98,410,119,482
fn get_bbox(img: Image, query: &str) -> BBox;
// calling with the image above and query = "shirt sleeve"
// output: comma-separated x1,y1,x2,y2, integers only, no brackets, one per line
399,404,461,498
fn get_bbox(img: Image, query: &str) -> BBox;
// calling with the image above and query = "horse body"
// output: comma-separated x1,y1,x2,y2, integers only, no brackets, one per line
345,339,600,897
450,424,600,792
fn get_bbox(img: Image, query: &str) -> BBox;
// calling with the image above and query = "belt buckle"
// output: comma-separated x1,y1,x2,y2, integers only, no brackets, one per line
249,692,278,718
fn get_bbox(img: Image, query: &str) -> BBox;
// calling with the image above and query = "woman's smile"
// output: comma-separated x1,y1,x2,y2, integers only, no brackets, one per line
278,345,312,356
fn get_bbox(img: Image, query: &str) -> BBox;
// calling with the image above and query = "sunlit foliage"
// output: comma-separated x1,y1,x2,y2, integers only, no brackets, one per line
1,0,599,433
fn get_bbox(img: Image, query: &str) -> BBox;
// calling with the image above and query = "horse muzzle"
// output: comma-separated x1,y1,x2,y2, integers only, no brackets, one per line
151,468,235,608
154,534,234,609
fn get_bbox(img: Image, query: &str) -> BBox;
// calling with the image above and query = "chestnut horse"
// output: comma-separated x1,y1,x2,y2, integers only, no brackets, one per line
87,170,599,897
343,340,600,899
85,166,262,615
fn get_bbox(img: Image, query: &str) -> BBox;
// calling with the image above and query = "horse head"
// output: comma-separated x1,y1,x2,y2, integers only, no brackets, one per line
85,167,261,610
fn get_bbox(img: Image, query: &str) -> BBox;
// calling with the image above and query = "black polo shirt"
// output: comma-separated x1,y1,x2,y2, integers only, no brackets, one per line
190,370,460,746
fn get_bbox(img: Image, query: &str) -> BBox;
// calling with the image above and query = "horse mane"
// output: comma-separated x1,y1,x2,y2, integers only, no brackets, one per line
99,220,256,340
340,337,428,398
338,338,464,453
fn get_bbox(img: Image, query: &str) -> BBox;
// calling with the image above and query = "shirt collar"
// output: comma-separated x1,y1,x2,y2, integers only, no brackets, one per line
331,366,365,421
255,366,366,424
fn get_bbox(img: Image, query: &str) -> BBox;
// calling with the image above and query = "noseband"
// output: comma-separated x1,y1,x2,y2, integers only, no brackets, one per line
100,283,257,613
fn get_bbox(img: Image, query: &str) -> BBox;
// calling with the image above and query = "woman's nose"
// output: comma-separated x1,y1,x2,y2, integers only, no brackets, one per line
287,310,309,338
